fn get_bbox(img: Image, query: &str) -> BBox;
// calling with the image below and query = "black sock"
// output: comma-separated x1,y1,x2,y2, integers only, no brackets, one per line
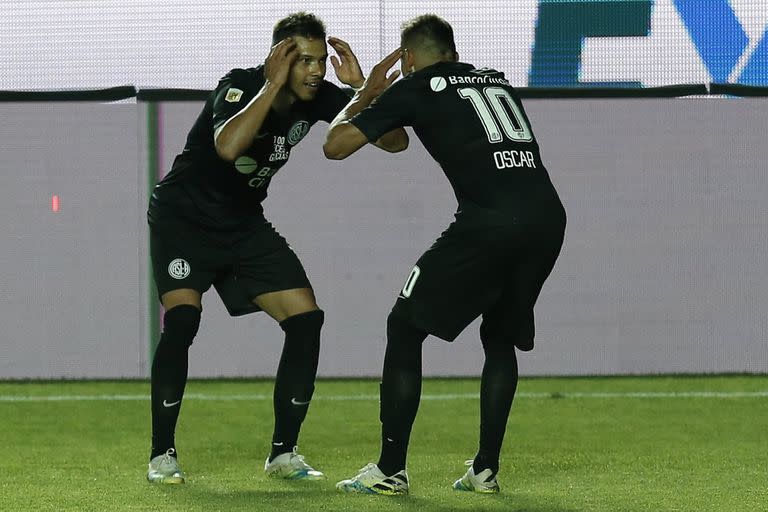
270,309,323,461
377,313,427,476
474,339,518,476
150,305,200,460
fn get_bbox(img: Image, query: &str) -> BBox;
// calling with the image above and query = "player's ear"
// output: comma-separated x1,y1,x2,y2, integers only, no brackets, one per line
406,50,416,73
454,51,460,62
401,48,414,74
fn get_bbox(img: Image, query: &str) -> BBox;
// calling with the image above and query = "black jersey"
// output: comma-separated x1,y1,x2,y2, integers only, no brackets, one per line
149,66,349,230
351,61,561,221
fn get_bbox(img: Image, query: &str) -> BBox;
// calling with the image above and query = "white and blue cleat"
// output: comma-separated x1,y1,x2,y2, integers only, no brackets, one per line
336,463,409,495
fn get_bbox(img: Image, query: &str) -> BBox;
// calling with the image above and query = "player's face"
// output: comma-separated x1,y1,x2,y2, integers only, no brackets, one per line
287,36,328,101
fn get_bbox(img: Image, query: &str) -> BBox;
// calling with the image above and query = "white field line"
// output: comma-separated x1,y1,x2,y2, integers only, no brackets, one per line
0,391,767,402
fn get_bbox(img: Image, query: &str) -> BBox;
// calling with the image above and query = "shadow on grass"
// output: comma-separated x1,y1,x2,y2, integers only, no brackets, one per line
159,482,583,512
463,493,583,512
152,483,328,510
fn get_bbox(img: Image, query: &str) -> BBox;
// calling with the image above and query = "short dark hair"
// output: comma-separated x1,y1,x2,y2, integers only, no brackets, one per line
272,12,326,45
400,14,456,58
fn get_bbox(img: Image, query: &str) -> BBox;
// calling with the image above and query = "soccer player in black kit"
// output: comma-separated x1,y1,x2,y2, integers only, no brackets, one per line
145,12,407,484
325,15,566,495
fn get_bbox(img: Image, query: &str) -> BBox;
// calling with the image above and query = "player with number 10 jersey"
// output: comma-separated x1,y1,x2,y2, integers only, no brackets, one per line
325,14,566,495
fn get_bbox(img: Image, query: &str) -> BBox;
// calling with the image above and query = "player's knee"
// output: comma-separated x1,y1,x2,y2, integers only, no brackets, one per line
279,309,324,345
480,321,518,352
162,304,201,348
479,320,498,349
386,312,427,349
480,317,535,352
483,333,533,352
480,331,518,364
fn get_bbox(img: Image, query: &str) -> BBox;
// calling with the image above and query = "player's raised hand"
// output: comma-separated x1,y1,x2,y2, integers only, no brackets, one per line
328,37,365,88
264,37,298,88
358,47,402,99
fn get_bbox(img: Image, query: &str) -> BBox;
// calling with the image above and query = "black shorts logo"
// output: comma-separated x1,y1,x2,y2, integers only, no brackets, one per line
168,258,191,280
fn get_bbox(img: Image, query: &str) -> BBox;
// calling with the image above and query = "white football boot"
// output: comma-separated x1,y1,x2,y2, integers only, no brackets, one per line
336,463,409,495
452,460,500,493
264,447,325,480
147,448,185,484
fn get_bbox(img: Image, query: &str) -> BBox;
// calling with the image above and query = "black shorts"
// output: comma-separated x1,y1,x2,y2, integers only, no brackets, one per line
391,209,565,348
150,217,311,316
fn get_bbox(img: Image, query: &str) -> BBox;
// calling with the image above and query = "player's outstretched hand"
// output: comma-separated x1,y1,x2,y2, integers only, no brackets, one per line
328,37,365,89
264,37,298,88
358,47,402,99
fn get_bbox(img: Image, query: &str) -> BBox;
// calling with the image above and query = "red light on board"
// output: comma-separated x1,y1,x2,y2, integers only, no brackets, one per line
51,195,60,212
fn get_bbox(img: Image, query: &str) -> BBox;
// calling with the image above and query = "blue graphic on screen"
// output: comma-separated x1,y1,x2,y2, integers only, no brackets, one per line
529,0,653,87
530,0,767,87
675,0,748,83
740,29,768,85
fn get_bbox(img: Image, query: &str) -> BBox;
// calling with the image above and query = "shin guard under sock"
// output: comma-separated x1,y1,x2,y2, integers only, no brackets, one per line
150,304,200,460
475,341,518,475
270,309,323,460
377,313,427,476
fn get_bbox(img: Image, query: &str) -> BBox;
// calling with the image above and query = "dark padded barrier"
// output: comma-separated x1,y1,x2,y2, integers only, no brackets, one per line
0,86,137,102
709,83,768,96
516,84,708,98
136,88,210,102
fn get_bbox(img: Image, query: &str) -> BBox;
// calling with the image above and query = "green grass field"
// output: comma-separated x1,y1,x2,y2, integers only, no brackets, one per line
1,376,766,511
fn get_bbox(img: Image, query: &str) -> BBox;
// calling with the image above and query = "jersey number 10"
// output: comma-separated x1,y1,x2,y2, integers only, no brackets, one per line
457,87,533,143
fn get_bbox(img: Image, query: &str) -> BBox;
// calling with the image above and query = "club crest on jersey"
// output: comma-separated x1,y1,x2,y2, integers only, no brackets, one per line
225,88,244,103
287,120,309,145
168,259,190,280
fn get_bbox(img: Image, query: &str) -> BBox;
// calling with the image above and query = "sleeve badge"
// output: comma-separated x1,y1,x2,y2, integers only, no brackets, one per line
225,88,244,103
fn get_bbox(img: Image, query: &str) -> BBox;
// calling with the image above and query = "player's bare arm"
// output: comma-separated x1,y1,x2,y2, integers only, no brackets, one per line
328,40,408,154
324,48,403,160
214,38,298,162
